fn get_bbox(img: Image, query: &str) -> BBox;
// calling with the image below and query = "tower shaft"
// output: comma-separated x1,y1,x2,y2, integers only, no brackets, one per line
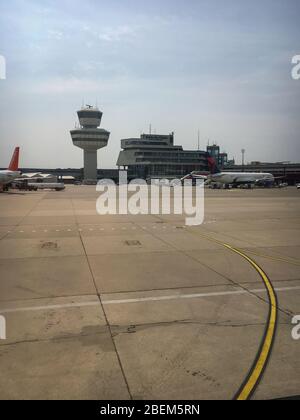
84,149,98,181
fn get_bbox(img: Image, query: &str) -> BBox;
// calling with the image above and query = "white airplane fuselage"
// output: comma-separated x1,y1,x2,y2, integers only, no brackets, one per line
210,171,274,185
0,170,21,185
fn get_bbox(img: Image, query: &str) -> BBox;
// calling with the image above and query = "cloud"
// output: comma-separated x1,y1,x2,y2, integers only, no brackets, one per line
28,75,135,95
30,77,102,94
1,0,299,167
98,25,137,42
47,30,64,41
82,23,139,43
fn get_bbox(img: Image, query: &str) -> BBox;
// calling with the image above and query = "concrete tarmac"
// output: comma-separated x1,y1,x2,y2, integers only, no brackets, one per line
0,186,299,400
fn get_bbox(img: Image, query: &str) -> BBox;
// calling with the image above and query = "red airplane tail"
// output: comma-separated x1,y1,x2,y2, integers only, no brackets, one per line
8,147,20,171
206,152,221,175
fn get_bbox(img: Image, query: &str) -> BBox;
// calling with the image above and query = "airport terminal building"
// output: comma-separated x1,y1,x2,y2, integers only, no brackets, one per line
116,132,208,179
8,131,300,184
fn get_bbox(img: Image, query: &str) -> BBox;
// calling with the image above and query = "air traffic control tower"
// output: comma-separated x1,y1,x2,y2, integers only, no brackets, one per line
70,106,110,182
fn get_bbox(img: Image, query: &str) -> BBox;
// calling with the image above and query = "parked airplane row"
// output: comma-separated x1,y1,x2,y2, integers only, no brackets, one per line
0,148,65,192
1,147,286,192
181,153,280,188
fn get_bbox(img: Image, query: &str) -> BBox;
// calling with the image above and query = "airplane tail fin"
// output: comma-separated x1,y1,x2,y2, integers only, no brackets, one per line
206,152,221,175
8,147,20,171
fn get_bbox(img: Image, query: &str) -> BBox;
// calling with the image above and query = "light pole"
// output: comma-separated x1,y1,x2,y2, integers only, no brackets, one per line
241,149,246,172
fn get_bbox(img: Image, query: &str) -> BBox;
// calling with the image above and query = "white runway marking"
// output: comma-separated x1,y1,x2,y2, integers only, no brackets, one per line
102,286,300,305
0,286,299,315
0,301,99,314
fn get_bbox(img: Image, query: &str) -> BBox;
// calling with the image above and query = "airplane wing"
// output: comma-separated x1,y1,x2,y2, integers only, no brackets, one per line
16,177,40,181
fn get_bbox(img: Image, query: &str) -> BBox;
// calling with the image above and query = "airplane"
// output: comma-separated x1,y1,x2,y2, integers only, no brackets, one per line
180,171,208,185
0,147,21,192
206,153,275,188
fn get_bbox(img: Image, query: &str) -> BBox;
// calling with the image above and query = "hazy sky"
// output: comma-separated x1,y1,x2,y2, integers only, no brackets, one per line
0,0,299,168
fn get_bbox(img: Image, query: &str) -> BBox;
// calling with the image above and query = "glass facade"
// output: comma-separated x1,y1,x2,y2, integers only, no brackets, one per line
117,133,208,179
207,144,229,167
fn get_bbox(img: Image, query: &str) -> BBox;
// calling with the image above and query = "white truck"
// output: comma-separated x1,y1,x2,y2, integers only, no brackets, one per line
28,183,65,191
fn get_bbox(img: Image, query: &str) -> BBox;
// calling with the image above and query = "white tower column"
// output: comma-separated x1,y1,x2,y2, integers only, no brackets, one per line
84,150,98,181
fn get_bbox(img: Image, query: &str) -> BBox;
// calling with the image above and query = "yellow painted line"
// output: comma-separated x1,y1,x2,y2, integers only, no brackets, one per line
198,230,300,266
223,244,278,400
187,230,278,400
243,249,300,267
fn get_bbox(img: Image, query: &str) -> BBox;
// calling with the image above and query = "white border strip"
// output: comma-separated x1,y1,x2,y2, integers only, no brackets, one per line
0,286,299,314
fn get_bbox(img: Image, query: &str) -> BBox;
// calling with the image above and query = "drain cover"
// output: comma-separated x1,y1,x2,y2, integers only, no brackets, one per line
40,241,58,250
125,240,142,246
